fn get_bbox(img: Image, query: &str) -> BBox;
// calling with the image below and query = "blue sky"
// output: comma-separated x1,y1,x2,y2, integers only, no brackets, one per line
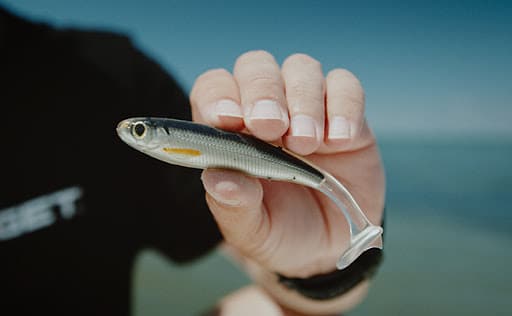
3,0,511,139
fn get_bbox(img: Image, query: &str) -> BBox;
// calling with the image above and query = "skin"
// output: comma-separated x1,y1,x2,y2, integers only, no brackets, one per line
190,51,385,315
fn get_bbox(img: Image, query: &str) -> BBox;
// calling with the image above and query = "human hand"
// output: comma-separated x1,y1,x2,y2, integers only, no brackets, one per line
190,51,385,311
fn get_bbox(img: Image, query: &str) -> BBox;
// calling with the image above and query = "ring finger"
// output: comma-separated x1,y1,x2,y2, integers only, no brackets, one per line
234,50,289,142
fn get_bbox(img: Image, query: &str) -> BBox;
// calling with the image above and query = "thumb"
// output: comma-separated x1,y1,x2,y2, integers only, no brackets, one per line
201,169,270,252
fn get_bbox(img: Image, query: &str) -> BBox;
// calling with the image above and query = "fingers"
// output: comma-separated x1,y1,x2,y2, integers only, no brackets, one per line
201,169,270,252
323,69,366,149
191,50,370,154
282,54,325,155
203,168,336,276
190,69,244,130
234,51,289,141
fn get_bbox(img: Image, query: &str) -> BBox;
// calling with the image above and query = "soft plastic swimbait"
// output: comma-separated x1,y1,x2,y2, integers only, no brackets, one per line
116,117,383,270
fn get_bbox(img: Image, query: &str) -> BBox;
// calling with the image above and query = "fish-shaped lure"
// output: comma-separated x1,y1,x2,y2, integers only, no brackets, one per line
117,117,383,270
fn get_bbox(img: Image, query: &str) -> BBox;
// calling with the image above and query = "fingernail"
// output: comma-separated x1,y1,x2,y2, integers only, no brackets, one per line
201,170,243,207
246,100,288,140
328,116,351,139
290,114,317,138
214,99,243,119
249,99,283,120
350,121,361,137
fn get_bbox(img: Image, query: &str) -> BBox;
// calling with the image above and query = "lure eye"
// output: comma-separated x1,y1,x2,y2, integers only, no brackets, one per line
132,122,147,139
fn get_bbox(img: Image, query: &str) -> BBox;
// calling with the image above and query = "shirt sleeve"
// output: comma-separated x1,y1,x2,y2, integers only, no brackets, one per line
74,30,222,262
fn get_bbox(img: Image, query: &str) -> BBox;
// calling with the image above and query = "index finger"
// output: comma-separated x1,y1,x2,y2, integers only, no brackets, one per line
190,68,244,130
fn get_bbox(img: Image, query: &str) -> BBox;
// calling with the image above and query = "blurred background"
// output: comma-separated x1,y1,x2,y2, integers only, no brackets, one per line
3,0,511,315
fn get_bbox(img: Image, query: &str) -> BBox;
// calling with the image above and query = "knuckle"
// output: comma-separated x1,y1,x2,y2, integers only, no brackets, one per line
327,68,365,103
240,69,283,93
243,229,279,267
195,68,231,83
287,78,324,103
283,53,321,69
247,72,279,87
236,50,275,66
234,51,281,89
327,68,361,87
191,68,234,104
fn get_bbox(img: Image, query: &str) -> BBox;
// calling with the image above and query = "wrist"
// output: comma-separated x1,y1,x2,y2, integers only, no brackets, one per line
277,248,383,300
247,261,372,315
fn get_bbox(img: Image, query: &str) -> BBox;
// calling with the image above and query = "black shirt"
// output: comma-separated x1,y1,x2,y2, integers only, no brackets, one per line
0,7,222,315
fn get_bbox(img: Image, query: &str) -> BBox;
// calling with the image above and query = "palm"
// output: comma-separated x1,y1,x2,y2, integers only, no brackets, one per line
253,132,384,275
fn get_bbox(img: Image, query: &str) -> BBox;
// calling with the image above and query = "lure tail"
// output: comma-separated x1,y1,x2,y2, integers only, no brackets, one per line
316,171,383,270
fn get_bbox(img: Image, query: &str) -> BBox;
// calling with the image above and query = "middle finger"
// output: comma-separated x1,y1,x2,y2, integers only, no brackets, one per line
234,51,289,141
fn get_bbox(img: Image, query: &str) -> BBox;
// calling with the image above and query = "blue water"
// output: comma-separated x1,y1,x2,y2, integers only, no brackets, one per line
383,139,512,234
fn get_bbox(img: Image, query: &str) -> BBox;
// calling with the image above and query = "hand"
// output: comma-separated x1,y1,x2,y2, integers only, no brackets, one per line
190,51,385,311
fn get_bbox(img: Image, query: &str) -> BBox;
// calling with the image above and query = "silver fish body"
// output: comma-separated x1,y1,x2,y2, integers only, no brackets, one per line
117,117,324,188
116,117,383,270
